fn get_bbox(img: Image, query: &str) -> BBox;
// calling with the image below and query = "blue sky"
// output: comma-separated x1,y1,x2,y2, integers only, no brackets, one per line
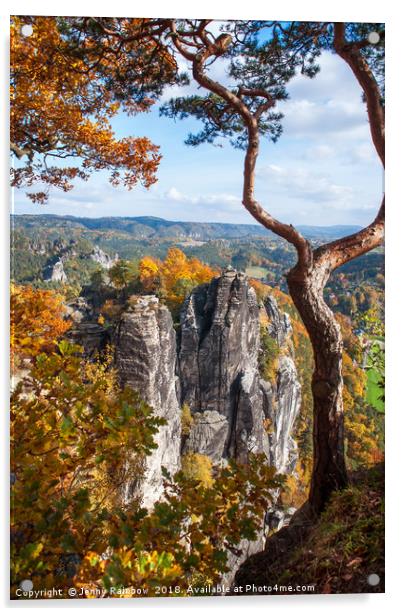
12,33,383,228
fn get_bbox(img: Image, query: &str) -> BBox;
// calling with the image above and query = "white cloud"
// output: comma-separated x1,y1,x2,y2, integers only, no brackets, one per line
287,51,362,103
165,186,185,201
257,164,355,207
279,97,368,139
306,144,335,159
274,51,373,142
164,186,241,208
344,142,378,164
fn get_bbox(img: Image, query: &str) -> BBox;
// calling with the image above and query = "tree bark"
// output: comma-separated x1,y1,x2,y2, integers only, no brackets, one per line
169,19,384,514
287,262,348,513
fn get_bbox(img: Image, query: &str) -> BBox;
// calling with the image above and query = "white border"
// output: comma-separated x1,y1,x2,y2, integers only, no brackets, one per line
2,1,400,613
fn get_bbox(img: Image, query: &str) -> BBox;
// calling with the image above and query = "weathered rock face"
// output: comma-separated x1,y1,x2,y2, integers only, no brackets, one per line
68,322,109,356
43,259,67,282
65,297,110,356
221,534,265,587
232,368,270,464
90,245,118,270
262,297,302,474
269,355,302,474
178,268,301,474
66,271,301,511
179,268,267,463
58,268,303,587
65,297,93,323
184,410,229,463
113,296,181,509
177,269,301,586
264,296,292,347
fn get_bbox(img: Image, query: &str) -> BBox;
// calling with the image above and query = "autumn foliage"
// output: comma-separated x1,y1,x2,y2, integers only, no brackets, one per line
11,283,281,597
10,283,71,366
139,247,217,314
11,339,164,594
76,455,281,596
10,17,180,202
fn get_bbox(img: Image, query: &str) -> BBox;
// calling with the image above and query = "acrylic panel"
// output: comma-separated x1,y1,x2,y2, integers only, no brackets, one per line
10,16,385,600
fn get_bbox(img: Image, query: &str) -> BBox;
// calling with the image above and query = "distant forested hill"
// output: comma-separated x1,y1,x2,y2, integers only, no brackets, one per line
10,215,383,304
11,214,362,242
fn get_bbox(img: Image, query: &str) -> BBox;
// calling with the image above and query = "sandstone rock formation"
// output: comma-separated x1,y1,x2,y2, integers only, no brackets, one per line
61,268,303,587
113,296,181,509
65,270,301,542
177,269,301,586
65,296,93,323
264,295,292,347
43,258,67,283
261,296,301,473
184,410,229,463
90,245,118,269
267,355,301,474
178,268,268,464
178,268,301,474
65,297,110,356
68,322,109,356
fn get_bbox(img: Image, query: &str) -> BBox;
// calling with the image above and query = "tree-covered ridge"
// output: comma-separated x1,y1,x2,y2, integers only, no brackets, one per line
11,214,363,240
11,218,383,322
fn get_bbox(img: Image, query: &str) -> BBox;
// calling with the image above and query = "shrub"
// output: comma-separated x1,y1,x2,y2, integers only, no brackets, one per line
181,403,194,437
181,453,214,488
259,325,280,382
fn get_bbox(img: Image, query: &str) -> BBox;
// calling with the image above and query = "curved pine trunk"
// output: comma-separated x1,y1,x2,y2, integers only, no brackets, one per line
287,263,348,513
182,19,384,514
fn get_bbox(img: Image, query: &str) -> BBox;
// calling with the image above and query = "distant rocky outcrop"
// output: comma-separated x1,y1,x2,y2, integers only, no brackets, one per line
90,245,118,270
43,258,67,283
29,239,48,255
113,296,181,509
41,241,117,285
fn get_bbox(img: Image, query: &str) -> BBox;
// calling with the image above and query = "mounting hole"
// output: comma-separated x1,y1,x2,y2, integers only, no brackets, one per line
21,24,33,37
20,579,33,592
367,573,380,586
368,31,380,45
